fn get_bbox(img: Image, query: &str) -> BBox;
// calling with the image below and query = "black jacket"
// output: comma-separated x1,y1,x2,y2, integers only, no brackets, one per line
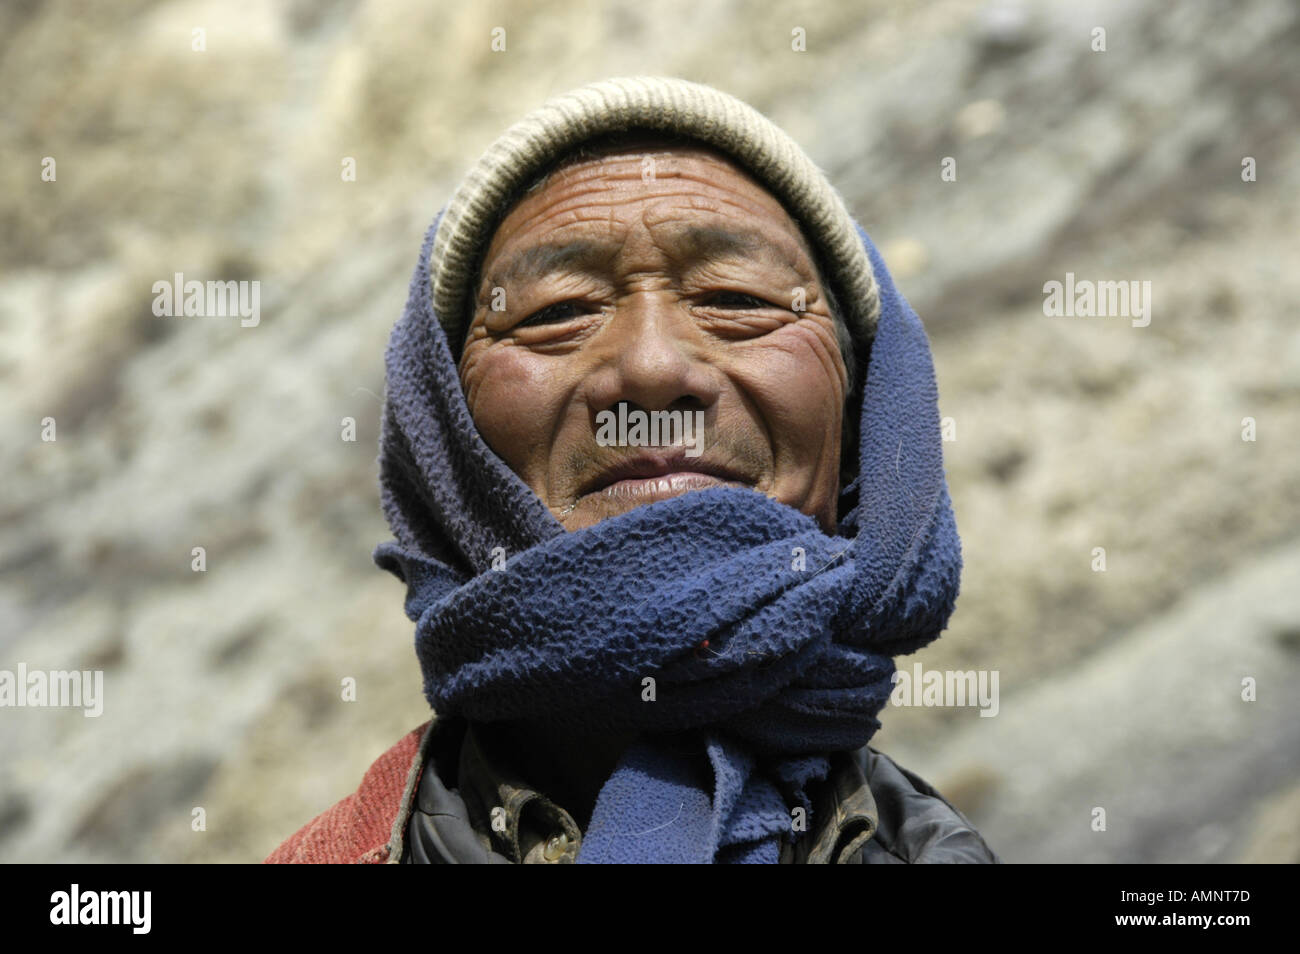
399,717,1000,864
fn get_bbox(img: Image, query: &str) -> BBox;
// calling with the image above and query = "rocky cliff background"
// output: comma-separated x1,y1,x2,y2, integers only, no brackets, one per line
2,0,1297,863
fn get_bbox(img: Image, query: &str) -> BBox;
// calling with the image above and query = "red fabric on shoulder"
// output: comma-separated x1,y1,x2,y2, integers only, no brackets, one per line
264,722,430,864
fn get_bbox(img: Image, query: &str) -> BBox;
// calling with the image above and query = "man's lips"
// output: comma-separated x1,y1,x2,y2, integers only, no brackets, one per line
577,452,753,502
594,471,741,503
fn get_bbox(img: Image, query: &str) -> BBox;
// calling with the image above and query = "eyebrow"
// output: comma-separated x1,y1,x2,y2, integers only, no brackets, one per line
480,224,811,297
487,240,620,290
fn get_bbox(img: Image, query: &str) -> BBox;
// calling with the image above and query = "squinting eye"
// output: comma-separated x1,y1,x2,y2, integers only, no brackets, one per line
520,300,587,326
702,291,779,309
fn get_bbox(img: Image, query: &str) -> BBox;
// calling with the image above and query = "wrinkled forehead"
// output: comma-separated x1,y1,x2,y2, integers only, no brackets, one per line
472,133,825,299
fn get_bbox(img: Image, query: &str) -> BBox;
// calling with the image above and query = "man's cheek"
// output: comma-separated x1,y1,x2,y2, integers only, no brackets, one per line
735,341,842,493
739,335,844,420
467,354,560,464
781,319,849,397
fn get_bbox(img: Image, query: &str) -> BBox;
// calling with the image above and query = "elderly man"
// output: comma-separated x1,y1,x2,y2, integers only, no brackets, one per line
267,77,998,864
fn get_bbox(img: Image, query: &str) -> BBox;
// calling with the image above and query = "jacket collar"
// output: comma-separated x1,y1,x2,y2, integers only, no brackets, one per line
392,715,879,864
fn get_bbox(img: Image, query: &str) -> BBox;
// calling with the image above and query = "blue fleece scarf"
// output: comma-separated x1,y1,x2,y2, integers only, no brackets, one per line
374,210,961,864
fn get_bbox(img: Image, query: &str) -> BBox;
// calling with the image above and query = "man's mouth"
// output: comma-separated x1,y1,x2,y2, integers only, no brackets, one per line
578,452,753,506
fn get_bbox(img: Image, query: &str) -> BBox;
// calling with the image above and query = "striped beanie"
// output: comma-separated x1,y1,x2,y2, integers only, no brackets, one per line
430,76,880,358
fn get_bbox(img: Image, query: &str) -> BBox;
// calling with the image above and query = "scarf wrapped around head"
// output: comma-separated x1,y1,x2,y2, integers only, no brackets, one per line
373,205,961,863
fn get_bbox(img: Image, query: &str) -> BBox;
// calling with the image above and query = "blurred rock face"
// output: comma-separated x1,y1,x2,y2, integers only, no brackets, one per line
1,0,1297,863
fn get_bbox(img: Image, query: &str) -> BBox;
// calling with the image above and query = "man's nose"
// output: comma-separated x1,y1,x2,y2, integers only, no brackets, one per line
585,293,720,414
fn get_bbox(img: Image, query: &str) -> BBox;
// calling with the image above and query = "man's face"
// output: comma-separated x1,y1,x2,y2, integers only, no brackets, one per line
458,143,848,533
